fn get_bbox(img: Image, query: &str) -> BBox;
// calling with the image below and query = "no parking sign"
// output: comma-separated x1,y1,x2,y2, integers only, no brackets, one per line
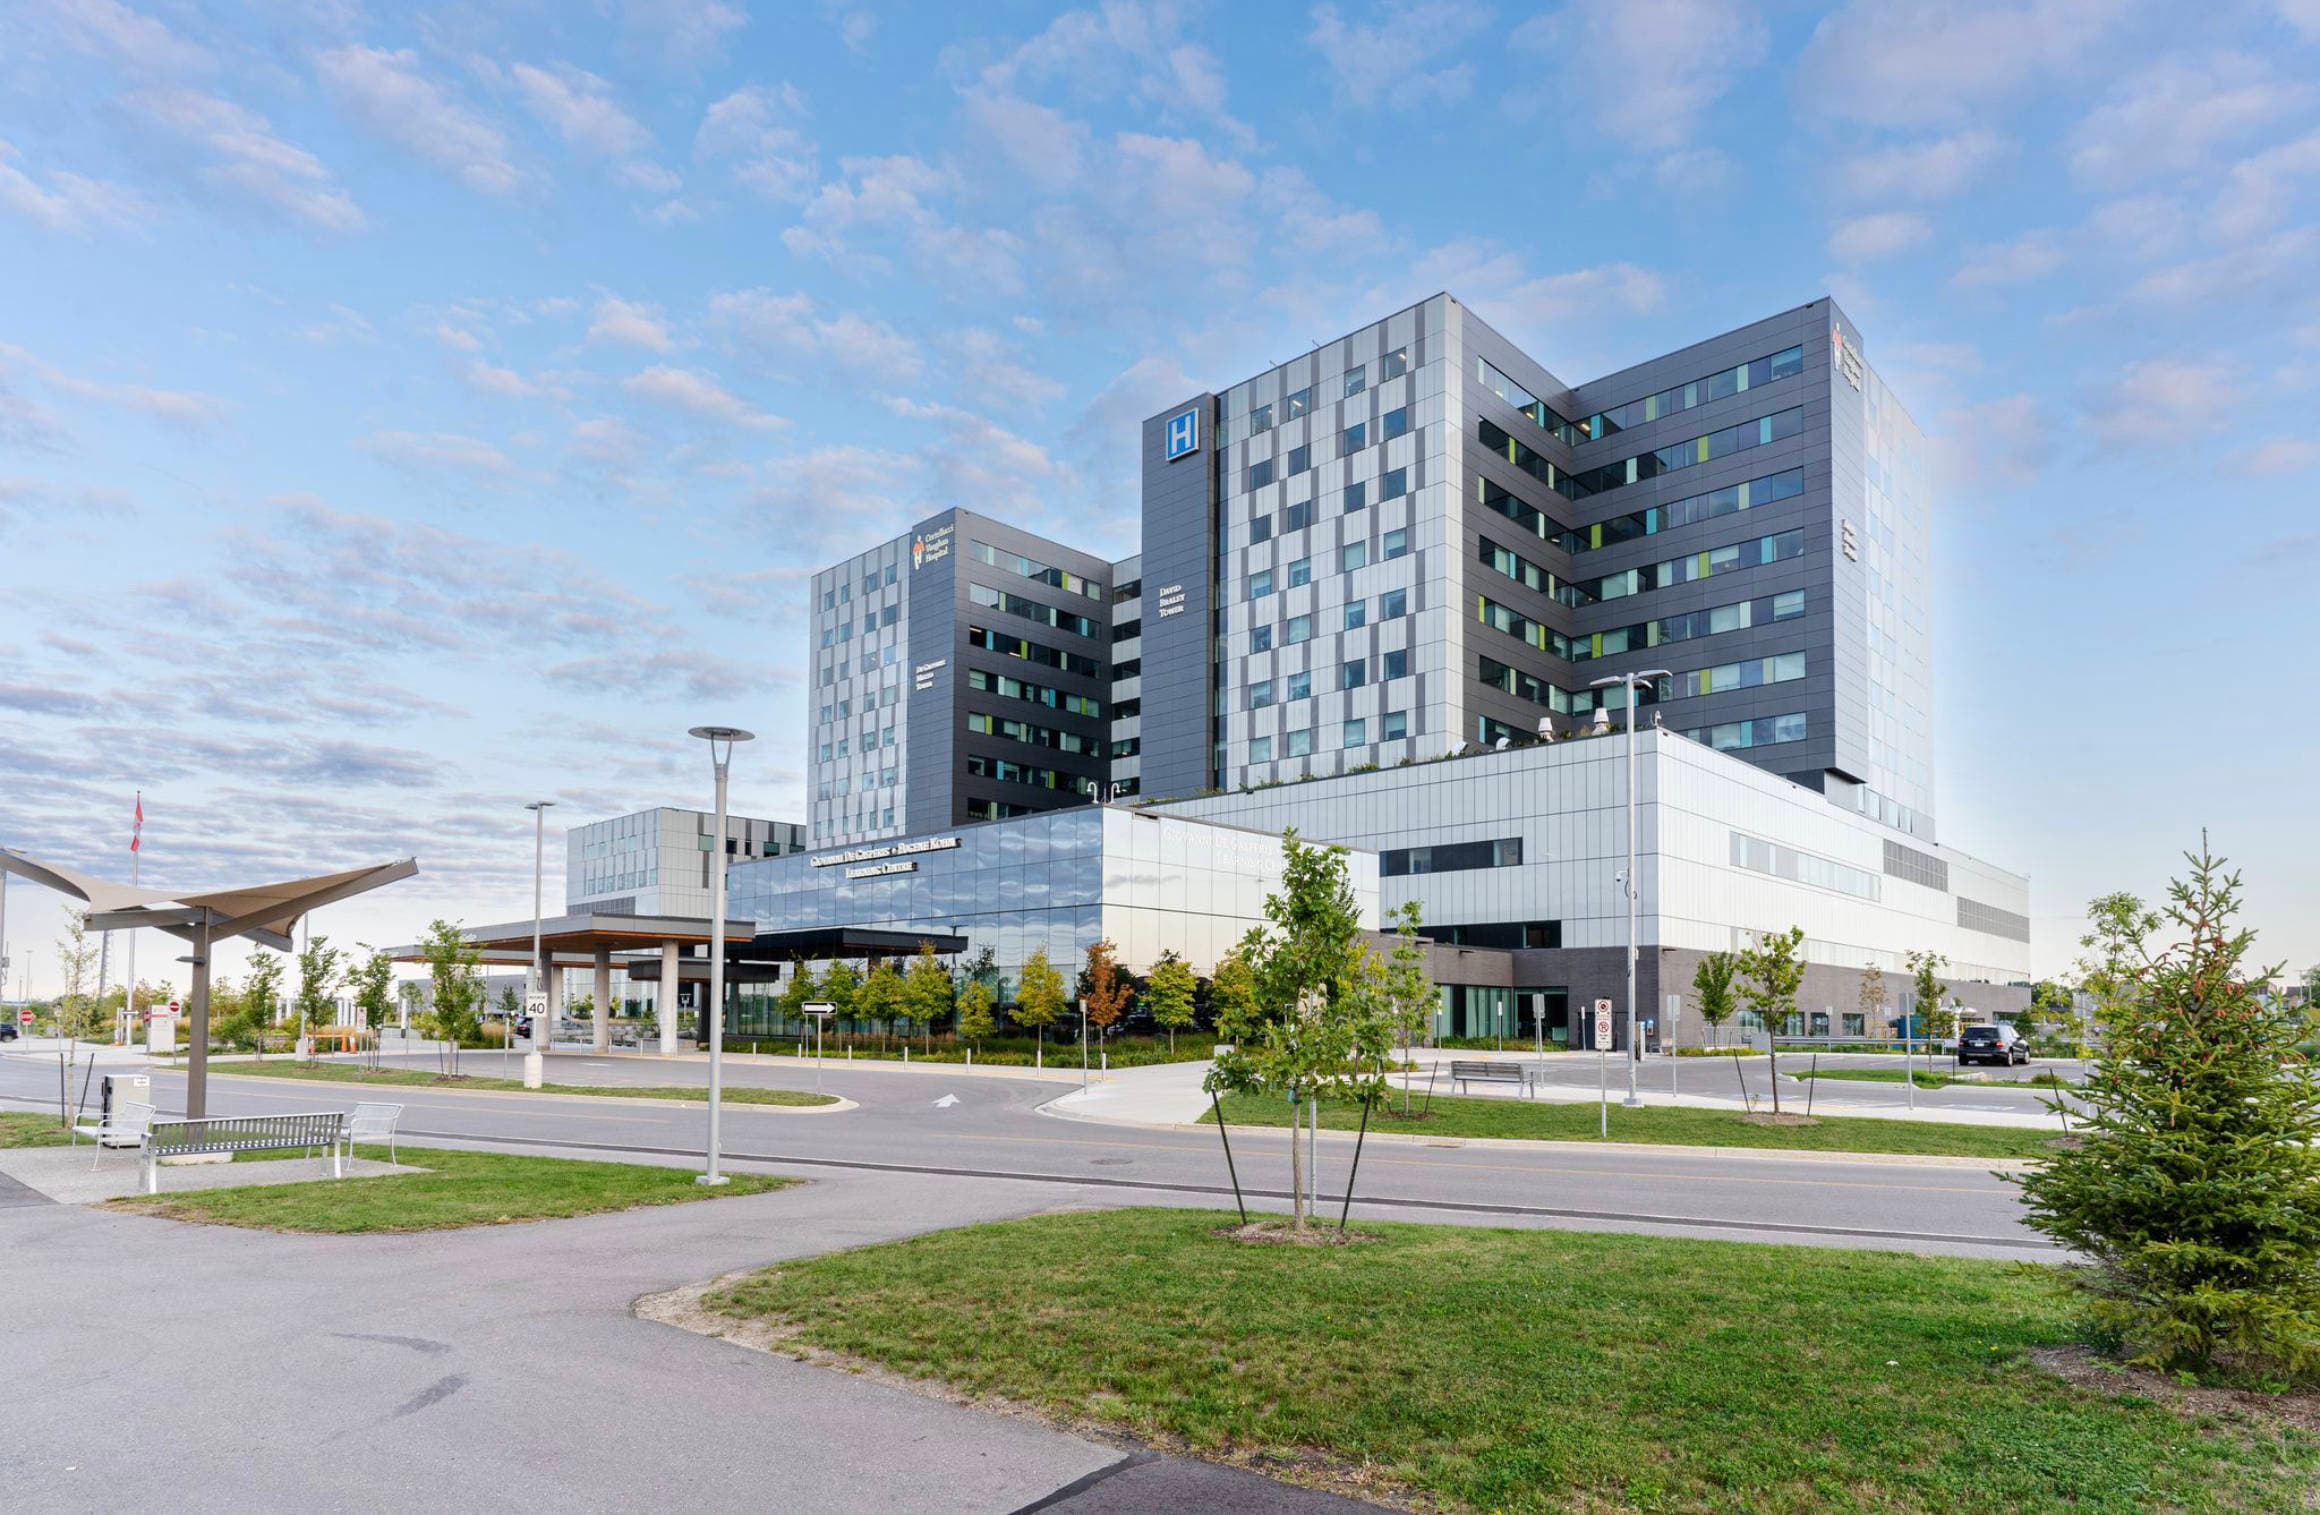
1592,999,1613,1050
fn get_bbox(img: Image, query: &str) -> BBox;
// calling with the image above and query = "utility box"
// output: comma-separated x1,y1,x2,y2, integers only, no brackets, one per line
147,1012,177,1055
100,1074,152,1139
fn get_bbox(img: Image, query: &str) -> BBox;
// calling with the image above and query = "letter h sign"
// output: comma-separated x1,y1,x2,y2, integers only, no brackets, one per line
1164,408,1201,461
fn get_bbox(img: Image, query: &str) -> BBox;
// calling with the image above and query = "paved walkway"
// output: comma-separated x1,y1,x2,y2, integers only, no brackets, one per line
0,1150,1386,1512
0,1146,418,1204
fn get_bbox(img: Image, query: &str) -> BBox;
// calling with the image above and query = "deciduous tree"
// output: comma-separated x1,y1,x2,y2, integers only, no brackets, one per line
1857,960,1889,1040
1904,950,1952,1042
1143,950,1198,1054
350,946,394,1068
1079,938,1132,1040
419,920,482,1074
294,933,343,1059
1012,947,1067,1065
900,943,955,1047
1692,952,1739,1046
1736,927,1806,1114
53,909,101,1040
956,978,997,1045
245,949,286,1059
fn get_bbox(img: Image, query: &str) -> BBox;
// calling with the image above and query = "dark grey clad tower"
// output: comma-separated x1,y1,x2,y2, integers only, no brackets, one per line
1135,292,1936,841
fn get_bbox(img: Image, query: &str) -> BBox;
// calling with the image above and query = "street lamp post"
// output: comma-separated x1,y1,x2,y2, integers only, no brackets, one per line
1590,669,1671,1109
522,800,555,1090
689,726,756,1186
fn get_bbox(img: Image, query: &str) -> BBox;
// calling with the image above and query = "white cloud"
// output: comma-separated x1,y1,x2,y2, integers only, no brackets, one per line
315,46,520,197
1938,393,2046,489
2068,53,2311,187
431,322,484,353
1952,230,2064,288
2281,0,2320,38
1515,0,1767,149
2129,227,2318,304
961,90,1088,191
1828,211,1929,264
1836,129,2008,200
0,341,228,426
1797,0,2124,128
1395,242,1665,335
710,288,925,383
465,361,539,398
695,84,816,201
622,365,782,429
512,62,652,158
969,3,1252,143
942,328,1065,411
34,0,213,74
131,89,364,230
2088,193,2186,260
2084,359,2234,447
0,140,149,231
1308,1,1487,110
2210,128,2320,241
2230,437,2320,475
619,0,749,67
587,294,675,351
359,429,516,475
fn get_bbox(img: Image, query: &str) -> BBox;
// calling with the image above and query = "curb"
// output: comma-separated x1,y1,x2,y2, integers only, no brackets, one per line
202,1071,859,1116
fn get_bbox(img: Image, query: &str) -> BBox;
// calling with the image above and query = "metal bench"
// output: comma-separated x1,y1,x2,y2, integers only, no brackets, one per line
72,1100,157,1168
140,1111,348,1195
344,1102,405,1164
1448,1060,1533,1097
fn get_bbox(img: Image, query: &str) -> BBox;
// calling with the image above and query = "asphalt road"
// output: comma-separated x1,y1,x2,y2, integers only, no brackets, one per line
0,1049,2054,1259
1503,1049,2085,1116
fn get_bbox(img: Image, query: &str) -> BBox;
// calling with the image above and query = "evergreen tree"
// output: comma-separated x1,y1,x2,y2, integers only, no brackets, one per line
2016,842,2320,1385
1692,952,1739,1046
1143,950,1198,1054
1735,927,1806,1113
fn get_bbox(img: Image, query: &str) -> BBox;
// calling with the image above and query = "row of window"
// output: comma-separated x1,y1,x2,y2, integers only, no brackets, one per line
820,560,898,609
1381,837,1523,877
1562,407,1806,500
967,667,1103,719
1246,587,1413,654
967,710,1099,755
817,725,898,761
1474,648,1806,714
1246,410,1412,492
1569,591,1805,663
818,602,903,646
1475,343,1803,450
968,582,1101,639
814,767,899,800
1478,466,1806,558
965,753,1099,795
1246,709,1409,762
1730,831,1881,901
1229,347,1412,438
1244,466,1414,546
1247,649,1410,708
1664,652,1807,698
967,540,1103,601
1683,712,1807,750
1244,531,1410,601
967,624,1103,679
1578,529,1806,605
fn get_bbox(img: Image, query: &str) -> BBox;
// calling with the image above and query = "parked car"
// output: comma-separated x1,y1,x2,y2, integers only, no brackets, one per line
0,1020,18,1042
1956,1023,2029,1066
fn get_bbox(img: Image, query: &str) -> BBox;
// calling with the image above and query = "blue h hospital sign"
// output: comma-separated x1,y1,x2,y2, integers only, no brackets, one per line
1164,407,1201,461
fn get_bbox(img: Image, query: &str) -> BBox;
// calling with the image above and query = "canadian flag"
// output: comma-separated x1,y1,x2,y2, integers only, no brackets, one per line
131,793,142,853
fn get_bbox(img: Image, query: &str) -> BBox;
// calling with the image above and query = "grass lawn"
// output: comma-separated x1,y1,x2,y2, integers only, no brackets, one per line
217,1061,838,1107
1,1111,78,1148
1208,1091,2063,1160
109,1144,793,1232
709,1208,2318,1513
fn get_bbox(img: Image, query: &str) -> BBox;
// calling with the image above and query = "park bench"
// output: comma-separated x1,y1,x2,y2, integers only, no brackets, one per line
1448,1060,1534,1097
72,1099,157,1168
343,1102,405,1164
140,1111,347,1195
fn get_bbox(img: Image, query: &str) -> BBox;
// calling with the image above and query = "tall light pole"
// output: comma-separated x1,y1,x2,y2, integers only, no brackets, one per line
1590,668,1671,1109
689,725,755,1186
523,800,555,1089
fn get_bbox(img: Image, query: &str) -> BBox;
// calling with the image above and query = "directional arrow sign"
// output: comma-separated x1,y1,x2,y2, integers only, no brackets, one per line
932,1094,960,1109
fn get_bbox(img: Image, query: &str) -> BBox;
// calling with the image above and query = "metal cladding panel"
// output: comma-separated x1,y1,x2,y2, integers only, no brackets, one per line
1138,392,1219,800
904,509,960,835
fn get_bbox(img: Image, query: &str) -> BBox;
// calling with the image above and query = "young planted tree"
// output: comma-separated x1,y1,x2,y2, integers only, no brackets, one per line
245,949,286,1059
2016,842,2320,1385
294,933,344,1060
955,978,998,1047
1904,950,1952,1043
1857,960,1890,1040
350,947,394,1069
817,959,863,1027
1079,938,1133,1045
1691,951,1739,1047
1143,949,1198,1055
1205,831,1394,1230
900,943,955,1050
419,919,482,1074
53,909,101,1041
1012,947,1068,1067
1378,900,1435,1114
855,959,905,1043
1736,926,1806,1114
1207,946,1256,1036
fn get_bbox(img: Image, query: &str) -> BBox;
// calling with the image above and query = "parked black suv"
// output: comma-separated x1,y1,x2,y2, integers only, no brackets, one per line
1957,1024,2029,1066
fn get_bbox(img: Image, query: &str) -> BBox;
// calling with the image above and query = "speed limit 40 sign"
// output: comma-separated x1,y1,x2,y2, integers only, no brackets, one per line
1592,998,1613,1050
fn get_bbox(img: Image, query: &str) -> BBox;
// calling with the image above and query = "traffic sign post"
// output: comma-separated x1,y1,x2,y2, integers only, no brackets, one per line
1593,998,1614,1138
802,1002,835,1096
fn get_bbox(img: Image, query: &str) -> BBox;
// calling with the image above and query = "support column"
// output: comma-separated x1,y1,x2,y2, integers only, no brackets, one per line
592,947,612,1052
543,958,564,1053
186,915,213,1121
658,943,680,1057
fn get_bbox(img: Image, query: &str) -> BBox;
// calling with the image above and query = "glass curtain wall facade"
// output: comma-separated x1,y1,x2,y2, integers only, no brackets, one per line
567,807,806,918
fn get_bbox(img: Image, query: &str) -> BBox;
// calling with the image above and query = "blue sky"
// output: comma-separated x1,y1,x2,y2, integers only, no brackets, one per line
2,0,2316,993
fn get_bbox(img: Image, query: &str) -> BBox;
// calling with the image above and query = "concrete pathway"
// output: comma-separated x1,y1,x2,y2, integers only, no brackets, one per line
0,1146,419,1204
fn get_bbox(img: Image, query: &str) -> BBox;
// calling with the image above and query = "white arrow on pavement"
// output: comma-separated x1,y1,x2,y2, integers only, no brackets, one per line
932,1094,960,1108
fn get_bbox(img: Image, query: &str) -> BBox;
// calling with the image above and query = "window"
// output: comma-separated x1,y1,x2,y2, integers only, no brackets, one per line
1383,710,1408,740
1342,420,1367,452
1287,614,1313,643
1287,671,1311,701
1249,623,1273,653
1382,405,1410,440
1344,366,1366,398
884,563,897,586
1382,587,1408,618
969,541,1102,599
1284,728,1313,757
1249,402,1273,433
1381,346,1409,380
1247,458,1275,490
1343,658,1367,689
1284,387,1311,419
1383,528,1408,560
820,588,836,610
1773,590,1805,621
1343,718,1367,747
1381,838,1523,876
1250,513,1273,544
1343,600,1368,630
1381,466,1408,500
1248,570,1273,599
862,572,878,594
1343,481,1367,512
1287,557,1312,588
1249,680,1275,709
840,582,851,602
1283,501,1311,533
1382,648,1408,680
1287,443,1311,474
1342,540,1368,571
1730,831,1880,900
1250,735,1272,763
